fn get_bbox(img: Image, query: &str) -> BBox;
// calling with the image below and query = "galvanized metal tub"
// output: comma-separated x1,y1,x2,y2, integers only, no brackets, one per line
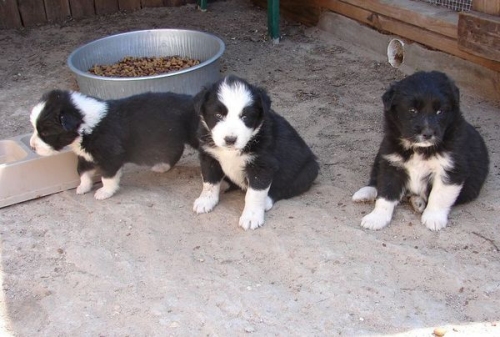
67,29,225,99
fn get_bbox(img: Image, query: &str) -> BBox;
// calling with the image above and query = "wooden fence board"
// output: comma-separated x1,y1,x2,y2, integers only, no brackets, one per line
18,0,47,26
119,0,141,11
163,0,193,6
0,0,23,28
141,0,163,7
472,0,500,16
95,0,118,14
69,0,95,18
458,11,500,62
44,0,71,22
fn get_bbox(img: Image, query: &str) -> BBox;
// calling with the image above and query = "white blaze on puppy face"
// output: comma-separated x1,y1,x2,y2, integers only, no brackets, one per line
29,101,58,156
212,80,255,150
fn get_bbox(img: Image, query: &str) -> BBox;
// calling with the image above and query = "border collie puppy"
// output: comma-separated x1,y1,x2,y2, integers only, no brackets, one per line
192,75,319,230
352,71,489,231
30,90,198,199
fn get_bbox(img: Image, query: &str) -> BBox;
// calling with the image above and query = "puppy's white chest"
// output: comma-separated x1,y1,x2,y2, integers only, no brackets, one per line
406,156,435,195
205,147,253,189
384,153,453,197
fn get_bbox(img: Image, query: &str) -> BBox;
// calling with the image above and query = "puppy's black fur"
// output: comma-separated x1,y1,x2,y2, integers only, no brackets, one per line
192,75,319,230
354,71,489,230
32,90,198,198
196,76,319,202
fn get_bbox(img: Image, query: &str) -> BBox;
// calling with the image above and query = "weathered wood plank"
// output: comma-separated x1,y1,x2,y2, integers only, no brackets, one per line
458,11,500,62
18,0,47,26
0,0,23,29
69,0,95,19
316,0,458,39
472,0,500,16
119,0,141,11
44,0,71,22
318,0,500,72
95,0,118,14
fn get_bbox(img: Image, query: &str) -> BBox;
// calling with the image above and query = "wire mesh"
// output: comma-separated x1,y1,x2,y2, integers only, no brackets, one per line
420,0,473,12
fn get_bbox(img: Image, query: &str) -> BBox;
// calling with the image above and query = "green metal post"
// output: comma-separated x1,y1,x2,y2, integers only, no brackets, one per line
268,0,280,43
198,0,207,12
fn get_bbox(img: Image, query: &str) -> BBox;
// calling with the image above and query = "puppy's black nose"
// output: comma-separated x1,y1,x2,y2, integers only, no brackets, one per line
224,136,237,146
421,128,435,140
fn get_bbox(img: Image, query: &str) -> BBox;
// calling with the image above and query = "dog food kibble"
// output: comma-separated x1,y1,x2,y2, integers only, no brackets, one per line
433,328,446,336
88,56,200,77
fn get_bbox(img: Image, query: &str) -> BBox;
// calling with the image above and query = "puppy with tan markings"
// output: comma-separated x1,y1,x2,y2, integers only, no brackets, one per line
353,71,489,231
193,75,319,230
30,90,198,199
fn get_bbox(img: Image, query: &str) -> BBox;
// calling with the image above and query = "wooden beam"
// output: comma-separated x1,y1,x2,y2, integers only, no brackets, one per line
317,0,457,39
316,0,500,72
472,0,500,16
458,11,500,62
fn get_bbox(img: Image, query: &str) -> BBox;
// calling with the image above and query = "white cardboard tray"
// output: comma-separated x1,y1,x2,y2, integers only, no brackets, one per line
0,134,81,208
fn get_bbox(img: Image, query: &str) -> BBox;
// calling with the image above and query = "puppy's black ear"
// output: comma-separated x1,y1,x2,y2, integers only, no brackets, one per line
450,78,460,108
59,111,81,131
382,84,396,112
193,88,209,115
256,87,271,115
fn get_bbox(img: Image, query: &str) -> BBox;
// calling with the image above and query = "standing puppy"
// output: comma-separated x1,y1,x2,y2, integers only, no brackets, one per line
193,75,319,230
352,71,489,231
30,90,199,199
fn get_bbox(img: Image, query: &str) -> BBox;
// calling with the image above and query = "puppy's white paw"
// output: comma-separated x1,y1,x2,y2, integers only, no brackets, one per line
151,163,171,173
409,196,426,213
361,210,391,230
194,183,221,214
239,208,265,230
193,196,218,214
352,186,377,202
94,187,116,200
76,183,92,195
422,209,448,231
76,171,94,195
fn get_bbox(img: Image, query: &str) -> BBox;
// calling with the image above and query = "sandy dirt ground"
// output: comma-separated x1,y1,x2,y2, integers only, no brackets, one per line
1,0,499,336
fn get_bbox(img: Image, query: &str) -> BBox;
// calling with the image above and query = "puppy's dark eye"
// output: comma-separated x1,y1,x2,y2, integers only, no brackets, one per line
436,110,442,115
240,113,247,121
409,108,418,114
215,113,224,120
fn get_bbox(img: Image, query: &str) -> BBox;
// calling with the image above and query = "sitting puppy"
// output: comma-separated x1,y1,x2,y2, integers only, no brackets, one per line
193,75,319,230
352,71,489,231
30,90,199,199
